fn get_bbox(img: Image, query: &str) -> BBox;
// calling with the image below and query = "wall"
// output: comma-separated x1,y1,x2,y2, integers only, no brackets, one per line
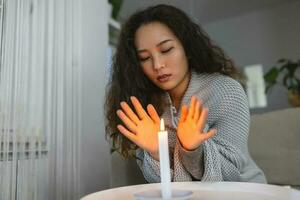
203,1,300,113
80,0,111,197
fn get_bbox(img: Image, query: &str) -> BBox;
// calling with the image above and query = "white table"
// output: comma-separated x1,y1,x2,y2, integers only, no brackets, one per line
81,182,300,200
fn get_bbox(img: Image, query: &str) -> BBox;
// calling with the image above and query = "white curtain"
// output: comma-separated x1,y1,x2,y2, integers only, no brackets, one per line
0,0,82,199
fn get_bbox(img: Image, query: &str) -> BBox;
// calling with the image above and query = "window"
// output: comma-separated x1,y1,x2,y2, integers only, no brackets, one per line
244,64,267,108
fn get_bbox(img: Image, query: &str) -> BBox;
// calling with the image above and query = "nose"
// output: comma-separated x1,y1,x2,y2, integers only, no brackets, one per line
153,54,165,70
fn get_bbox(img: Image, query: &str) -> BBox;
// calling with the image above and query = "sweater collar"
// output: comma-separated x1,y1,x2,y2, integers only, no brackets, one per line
164,70,201,110
180,70,200,106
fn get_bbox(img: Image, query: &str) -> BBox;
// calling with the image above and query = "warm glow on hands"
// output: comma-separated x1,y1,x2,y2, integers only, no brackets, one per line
177,96,217,151
116,96,160,159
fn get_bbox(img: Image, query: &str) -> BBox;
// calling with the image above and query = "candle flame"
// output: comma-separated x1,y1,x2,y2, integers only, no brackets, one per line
160,118,165,131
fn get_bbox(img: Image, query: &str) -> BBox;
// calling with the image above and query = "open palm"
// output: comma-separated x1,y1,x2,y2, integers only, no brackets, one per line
177,96,217,151
116,96,160,159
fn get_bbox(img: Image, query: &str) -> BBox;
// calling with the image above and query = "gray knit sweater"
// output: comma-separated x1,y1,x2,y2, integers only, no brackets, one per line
136,71,267,183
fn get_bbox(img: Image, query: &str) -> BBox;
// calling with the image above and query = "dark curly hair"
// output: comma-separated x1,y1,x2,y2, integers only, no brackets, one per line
105,4,240,158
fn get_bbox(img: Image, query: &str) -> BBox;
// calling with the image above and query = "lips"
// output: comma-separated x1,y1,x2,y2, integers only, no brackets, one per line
157,74,171,83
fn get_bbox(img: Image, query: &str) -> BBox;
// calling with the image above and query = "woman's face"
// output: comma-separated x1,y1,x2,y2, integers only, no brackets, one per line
135,22,190,98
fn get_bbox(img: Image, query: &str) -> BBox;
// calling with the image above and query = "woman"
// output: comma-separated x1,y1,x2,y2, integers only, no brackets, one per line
105,4,266,183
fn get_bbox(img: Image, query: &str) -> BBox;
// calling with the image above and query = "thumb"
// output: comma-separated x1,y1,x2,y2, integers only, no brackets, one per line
199,128,217,142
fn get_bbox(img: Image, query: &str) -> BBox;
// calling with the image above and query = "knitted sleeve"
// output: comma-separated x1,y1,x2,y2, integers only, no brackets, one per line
136,148,174,183
178,144,204,180
200,78,250,181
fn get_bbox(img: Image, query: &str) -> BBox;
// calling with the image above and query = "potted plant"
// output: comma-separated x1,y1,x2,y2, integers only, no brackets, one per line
109,0,123,20
264,59,300,107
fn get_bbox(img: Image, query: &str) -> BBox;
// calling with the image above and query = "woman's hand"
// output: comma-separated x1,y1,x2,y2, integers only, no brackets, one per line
177,96,217,151
116,96,160,160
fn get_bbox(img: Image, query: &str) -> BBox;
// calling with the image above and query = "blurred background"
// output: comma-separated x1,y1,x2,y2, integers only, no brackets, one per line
0,0,299,199
110,0,300,114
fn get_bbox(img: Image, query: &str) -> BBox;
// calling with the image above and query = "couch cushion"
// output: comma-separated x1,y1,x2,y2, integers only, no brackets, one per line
248,108,300,187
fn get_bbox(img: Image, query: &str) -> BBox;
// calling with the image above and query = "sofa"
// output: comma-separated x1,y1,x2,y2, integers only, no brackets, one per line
110,107,300,190
248,107,300,190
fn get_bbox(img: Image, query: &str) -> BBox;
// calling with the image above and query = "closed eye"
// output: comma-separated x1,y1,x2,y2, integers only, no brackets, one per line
139,57,150,62
161,47,173,53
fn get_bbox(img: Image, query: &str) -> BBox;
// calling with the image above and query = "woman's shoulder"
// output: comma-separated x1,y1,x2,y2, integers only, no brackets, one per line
195,72,244,94
192,72,247,102
192,73,250,118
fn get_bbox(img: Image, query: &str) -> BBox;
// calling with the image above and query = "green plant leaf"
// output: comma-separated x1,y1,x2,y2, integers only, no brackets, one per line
297,80,300,91
265,59,300,93
264,67,280,93
264,67,279,83
109,0,123,20
279,62,290,71
286,63,299,77
282,74,291,87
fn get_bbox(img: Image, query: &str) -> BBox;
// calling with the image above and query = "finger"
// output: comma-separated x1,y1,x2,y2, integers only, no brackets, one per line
117,125,138,144
193,100,201,121
147,104,160,124
130,96,148,120
196,107,209,131
120,101,140,125
199,128,217,142
187,96,196,119
117,110,137,133
179,105,188,123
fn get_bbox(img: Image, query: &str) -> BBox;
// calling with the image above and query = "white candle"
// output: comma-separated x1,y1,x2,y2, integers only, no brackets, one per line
158,118,171,199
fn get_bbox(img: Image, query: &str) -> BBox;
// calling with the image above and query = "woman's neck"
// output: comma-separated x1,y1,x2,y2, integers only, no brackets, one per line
168,72,191,110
